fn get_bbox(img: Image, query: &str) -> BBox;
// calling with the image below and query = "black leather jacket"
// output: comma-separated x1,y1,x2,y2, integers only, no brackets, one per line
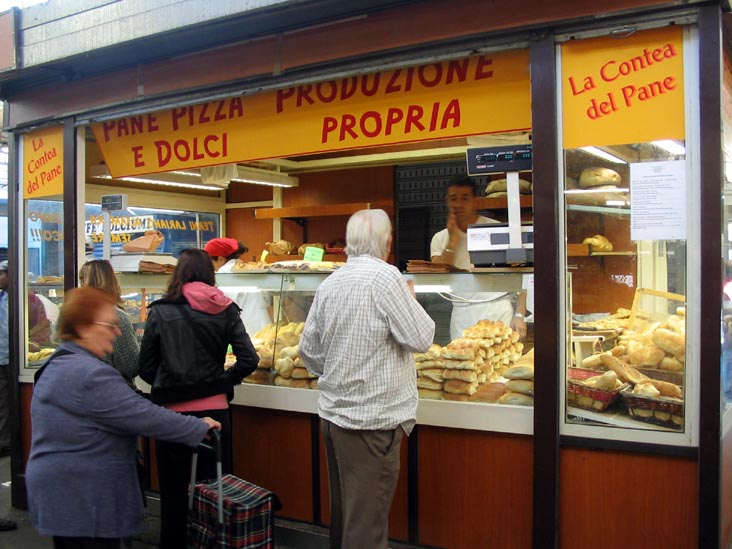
139,298,259,404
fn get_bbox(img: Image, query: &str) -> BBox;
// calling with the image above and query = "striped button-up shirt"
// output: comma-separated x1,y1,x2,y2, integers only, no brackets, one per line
300,255,435,433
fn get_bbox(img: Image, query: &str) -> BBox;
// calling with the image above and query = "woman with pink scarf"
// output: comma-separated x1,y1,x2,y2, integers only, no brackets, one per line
139,248,258,549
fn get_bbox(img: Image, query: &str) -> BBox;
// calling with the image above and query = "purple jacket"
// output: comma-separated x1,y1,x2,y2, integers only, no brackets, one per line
26,341,209,538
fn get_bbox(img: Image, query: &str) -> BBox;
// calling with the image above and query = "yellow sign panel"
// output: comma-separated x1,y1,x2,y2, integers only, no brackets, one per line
562,26,684,149
92,51,531,178
23,126,64,199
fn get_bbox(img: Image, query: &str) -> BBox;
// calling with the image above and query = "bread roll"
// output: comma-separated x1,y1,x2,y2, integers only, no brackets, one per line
505,379,534,396
289,379,311,389
633,381,660,398
415,344,442,362
659,356,684,372
443,369,478,383
594,370,618,391
579,167,622,188
280,345,299,359
582,234,613,252
274,375,292,387
485,178,532,195
443,379,478,395
417,378,443,390
498,392,534,406
442,359,477,370
310,379,319,390
651,328,685,359
243,368,272,385
418,368,444,383
418,388,443,400
274,356,295,378
502,364,534,380
627,340,665,367
442,392,471,402
291,367,315,379
415,360,442,370
469,382,505,403
581,352,609,370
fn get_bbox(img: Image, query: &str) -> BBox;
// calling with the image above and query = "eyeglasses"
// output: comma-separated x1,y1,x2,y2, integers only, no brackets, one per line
94,321,120,331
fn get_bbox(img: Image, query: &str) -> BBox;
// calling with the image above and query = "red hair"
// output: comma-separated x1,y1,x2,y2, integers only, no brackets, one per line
58,287,116,341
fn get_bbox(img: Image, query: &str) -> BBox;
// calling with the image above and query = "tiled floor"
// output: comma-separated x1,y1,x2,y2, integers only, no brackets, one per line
0,455,423,548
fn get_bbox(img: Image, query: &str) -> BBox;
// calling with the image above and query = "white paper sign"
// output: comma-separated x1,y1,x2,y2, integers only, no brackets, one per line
630,160,686,241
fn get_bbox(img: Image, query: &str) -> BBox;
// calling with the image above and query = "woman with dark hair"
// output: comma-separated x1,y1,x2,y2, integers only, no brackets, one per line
26,287,220,549
79,259,139,384
138,248,259,549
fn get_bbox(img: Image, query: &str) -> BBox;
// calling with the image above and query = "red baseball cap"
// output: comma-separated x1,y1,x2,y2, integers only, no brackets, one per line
204,238,240,257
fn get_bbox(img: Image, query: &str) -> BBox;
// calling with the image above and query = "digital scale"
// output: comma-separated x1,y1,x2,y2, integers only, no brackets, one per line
465,145,534,267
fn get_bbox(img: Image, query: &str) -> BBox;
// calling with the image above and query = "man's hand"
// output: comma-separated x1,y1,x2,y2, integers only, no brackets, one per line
446,213,459,249
511,316,527,339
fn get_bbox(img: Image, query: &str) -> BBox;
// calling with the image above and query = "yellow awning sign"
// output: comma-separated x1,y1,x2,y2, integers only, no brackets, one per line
23,126,64,199
92,50,531,178
562,26,684,149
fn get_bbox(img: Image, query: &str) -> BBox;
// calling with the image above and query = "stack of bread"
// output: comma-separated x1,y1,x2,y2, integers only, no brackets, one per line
245,321,306,386
415,344,444,399
498,348,535,406
441,338,483,401
273,344,318,389
413,320,530,404
581,307,686,378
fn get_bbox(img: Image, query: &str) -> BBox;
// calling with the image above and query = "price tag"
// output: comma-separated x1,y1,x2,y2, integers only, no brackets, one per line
303,247,325,262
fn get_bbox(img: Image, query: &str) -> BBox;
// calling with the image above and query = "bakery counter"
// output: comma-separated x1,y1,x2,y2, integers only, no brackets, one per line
231,383,533,435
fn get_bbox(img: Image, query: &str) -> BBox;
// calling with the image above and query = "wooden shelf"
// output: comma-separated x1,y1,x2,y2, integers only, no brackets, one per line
475,195,532,210
265,254,346,263
566,244,636,257
255,201,392,220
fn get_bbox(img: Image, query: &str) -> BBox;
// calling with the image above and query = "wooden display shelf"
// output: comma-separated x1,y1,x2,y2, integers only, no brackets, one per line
255,201,393,220
566,243,636,257
475,195,532,210
265,254,346,263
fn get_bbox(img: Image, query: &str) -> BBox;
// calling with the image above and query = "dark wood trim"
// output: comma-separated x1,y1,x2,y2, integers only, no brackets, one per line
698,5,724,549
310,414,321,525
530,31,560,549
407,425,419,545
62,118,78,291
7,130,26,509
560,435,697,458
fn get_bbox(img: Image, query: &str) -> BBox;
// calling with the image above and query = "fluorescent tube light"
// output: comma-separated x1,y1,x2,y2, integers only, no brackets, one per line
413,285,453,293
579,146,626,164
652,140,685,156
89,164,299,189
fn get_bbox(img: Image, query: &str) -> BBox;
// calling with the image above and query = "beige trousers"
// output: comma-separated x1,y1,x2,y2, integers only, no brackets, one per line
320,418,404,549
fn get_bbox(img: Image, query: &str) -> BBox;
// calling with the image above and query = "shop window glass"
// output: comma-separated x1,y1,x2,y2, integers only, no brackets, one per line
564,141,687,432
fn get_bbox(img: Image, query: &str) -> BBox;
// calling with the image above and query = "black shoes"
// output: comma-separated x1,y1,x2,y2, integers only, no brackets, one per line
0,518,17,531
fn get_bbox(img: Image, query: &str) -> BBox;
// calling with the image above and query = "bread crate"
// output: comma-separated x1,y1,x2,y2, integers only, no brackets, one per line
567,368,626,412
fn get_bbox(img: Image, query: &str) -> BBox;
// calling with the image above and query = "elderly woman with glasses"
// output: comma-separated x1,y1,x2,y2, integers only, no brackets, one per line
79,259,139,385
25,287,221,549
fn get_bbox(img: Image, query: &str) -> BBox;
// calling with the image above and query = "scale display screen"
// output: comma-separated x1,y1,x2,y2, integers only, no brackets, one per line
466,145,532,175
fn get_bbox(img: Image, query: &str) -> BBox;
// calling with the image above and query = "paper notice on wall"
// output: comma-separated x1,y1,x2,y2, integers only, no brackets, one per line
630,160,686,241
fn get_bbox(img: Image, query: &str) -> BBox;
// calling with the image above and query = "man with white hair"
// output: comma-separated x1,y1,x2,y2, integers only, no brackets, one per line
300,209,435,549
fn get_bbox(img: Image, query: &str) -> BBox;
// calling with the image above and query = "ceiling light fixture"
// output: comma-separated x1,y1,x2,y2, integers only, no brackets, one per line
579,146,627,164
652,140,686,156
88,164,298,189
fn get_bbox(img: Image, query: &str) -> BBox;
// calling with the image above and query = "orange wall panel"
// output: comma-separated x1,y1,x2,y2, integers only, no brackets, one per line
417,427,533,549
559,447,697,549
231,406,314,522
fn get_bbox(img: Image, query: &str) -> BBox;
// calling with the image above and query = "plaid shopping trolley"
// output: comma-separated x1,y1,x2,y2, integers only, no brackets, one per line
187,430,280,548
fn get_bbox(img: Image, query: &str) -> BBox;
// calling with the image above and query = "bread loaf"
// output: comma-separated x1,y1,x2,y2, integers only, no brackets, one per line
443,379,478,395
633,381,661,398
442,369,478,383
291,367,315,379
581,352,610,370
418,368,444,383
502,364,534,380
485,178,532,195
418,388,443,400
469,382,506,403
579,167,622,188
594,370,618,391
659,356,684,372
505,379,534,396
442,392,471,402
582,234,614,252
417,378,443,390
498,392,534,406
627,340,665,367
651,328,685,359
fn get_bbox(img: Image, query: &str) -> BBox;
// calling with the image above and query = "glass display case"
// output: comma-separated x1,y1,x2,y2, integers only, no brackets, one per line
561,141,691,443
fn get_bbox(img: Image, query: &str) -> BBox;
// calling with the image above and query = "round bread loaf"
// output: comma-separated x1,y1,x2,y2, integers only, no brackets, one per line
579,167,621,188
